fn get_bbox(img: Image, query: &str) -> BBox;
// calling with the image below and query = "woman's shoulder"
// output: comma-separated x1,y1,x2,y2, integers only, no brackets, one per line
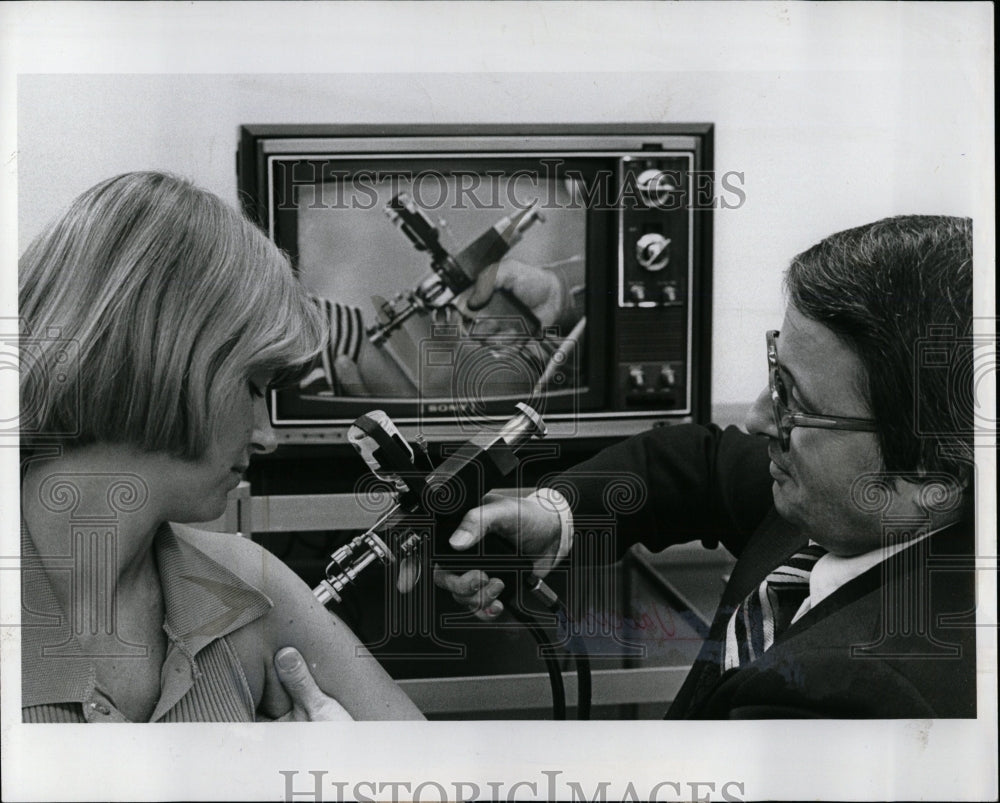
168,522,320,617
167,523,296,596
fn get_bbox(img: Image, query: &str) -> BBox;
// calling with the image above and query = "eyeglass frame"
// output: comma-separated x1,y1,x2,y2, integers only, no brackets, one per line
766,329,878,451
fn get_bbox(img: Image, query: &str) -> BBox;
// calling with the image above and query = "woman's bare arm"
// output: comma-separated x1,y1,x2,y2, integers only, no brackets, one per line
185,527,423,720
255,550,423,720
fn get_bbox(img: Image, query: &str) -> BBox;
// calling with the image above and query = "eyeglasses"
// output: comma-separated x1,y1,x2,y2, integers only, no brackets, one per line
767,330,878,451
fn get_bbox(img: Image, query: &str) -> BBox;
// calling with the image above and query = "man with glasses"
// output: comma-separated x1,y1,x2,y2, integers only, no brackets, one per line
429,215,976,718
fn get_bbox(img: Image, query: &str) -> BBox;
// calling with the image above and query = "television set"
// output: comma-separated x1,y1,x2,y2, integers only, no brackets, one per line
237,124,714,444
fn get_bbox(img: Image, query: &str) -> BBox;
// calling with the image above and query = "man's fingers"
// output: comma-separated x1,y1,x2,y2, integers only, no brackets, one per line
274,647,332,713
467,262,500,311
432,567,488,596
451,577,504,608
432,567,504,618
482,599,505,618
449,527,480,550
448,494,510,551
493,260,537,297
494,260,563,327
274,647,354,720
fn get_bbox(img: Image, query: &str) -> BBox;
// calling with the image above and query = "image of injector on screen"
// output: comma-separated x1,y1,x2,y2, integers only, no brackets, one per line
294,184,586,406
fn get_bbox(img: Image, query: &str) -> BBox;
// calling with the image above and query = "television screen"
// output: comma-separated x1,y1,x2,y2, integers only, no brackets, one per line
272,159,603,433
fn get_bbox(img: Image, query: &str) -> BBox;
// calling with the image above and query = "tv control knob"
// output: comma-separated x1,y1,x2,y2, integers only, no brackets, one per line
636,233,671,272
628,282,646,303
661,282,678,303
636,169,676,208
629,366,646,390
659,365,677,387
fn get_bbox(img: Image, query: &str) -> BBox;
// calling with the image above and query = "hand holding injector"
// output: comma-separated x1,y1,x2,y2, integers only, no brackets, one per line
368,193,546,348
313,403,554,608
312,404,591,718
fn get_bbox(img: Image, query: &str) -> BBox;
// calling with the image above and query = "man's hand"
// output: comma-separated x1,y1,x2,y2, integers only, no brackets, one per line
468,259,567,328
396,492,564,620
273,647,354,721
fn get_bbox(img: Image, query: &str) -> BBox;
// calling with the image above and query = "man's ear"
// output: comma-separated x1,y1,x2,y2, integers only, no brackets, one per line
944,459,977,521
904,467,970,519
920,455,975,491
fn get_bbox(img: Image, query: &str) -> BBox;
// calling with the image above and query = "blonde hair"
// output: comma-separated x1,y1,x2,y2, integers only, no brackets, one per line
20,171,324,458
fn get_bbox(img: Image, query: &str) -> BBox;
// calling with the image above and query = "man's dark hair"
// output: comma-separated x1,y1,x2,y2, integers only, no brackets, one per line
785,215,973,483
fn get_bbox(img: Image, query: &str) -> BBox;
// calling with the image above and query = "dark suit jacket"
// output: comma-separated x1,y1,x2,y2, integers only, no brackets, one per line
552,424,977,718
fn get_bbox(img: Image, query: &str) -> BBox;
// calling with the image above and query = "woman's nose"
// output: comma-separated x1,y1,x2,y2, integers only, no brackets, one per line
250,395,278,454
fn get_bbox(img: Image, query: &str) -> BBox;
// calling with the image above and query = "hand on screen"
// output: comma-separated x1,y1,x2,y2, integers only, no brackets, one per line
396,492,563,621
272,647,354,721
468,259,566,329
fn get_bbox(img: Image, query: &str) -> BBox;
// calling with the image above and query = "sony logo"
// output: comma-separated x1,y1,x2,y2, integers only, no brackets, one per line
423,402,471,413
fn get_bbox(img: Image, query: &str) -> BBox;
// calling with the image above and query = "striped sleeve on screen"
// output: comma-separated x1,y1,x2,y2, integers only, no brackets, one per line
316,296,363,364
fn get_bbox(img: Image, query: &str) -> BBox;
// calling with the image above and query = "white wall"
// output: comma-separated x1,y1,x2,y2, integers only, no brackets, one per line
13,10,990,421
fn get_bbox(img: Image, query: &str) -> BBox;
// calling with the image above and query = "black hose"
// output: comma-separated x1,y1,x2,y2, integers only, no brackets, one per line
508,588,593,721
551,597,592,720
508,602,566,720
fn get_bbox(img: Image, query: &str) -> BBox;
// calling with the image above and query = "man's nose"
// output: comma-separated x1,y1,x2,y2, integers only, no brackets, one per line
744,386,778,438
251,396,278,454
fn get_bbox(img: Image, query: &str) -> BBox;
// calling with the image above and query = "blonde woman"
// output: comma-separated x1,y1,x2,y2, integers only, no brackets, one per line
19,172,422,722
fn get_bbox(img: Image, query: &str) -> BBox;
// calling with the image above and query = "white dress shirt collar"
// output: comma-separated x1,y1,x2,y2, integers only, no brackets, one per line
791,527,943,624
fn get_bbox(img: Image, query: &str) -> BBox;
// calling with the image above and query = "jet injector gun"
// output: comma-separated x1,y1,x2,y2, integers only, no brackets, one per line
311,404,591,719
367,193,545,347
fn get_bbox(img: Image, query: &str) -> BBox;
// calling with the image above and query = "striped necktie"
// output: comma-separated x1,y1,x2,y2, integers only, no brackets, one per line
723,543,827,672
